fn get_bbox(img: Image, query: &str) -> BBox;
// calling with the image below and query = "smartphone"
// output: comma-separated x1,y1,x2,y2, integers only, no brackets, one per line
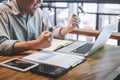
0,58,39,72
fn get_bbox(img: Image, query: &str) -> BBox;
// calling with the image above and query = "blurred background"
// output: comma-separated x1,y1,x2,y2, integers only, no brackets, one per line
1,0,120,46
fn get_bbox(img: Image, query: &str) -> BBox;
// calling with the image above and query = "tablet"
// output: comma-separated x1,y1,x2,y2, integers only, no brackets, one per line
0,58,39,72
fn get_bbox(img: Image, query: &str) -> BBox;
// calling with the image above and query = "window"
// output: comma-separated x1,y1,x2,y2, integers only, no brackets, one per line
41,2,120,45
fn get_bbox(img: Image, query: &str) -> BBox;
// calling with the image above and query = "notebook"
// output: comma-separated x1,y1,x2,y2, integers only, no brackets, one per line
44,39,72,51
56,22,118,57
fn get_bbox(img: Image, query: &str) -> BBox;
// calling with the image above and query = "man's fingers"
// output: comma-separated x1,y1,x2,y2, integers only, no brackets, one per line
44,32,53,42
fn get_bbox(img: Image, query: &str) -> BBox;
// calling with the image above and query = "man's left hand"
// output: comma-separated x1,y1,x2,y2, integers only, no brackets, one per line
67,13,80,32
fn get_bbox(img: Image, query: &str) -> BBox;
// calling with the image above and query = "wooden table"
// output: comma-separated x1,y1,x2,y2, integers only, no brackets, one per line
0,45,120,80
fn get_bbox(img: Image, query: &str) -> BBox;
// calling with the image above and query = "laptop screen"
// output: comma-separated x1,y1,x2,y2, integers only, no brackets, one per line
89,22,118,54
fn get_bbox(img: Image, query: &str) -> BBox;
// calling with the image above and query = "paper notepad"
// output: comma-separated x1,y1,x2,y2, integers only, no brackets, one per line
44,39,72,51
23,50,85,69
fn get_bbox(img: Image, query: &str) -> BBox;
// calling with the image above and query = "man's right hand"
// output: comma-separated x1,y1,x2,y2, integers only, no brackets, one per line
34,31,52,49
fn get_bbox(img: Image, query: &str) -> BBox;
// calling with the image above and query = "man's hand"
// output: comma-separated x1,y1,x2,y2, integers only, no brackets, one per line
34,31,52,49
67,13,80,32
60,13,80,37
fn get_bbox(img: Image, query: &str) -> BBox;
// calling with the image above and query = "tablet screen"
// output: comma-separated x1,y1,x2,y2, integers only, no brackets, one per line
4,59,35,69
0,58,39,72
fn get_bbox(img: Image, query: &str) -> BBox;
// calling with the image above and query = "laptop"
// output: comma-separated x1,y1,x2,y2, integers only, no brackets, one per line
56,22,118,57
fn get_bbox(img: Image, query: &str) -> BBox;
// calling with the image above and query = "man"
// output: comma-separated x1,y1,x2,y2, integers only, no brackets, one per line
0,0,80,55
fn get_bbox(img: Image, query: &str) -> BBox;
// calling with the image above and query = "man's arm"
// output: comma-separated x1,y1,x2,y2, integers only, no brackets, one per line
13,31,52,54
0,8,18,55
60,14,80,37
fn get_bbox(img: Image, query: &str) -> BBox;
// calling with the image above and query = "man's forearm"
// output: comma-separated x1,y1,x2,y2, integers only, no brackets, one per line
60,27,72,37
13,40,37,53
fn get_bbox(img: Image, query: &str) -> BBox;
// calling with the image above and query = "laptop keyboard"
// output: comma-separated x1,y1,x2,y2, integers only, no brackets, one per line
30,64,68,79
71,43,93,54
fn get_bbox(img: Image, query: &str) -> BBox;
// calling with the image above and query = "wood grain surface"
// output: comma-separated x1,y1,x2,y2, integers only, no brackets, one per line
0,45,120,80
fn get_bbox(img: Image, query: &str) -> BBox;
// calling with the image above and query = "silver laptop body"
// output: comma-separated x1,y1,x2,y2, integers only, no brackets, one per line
56,22,118,57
